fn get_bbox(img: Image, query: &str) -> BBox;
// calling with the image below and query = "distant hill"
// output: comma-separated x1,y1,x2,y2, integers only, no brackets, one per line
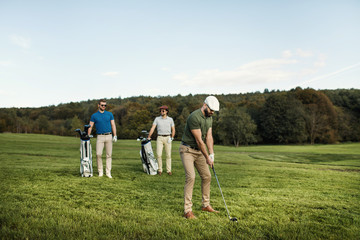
1,88,359,145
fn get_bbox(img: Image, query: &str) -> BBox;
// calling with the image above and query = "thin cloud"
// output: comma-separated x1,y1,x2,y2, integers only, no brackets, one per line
296,49,313,57
313,54,326,68
282,50,293,58
10,35,31,49
178,50,326,87
301,62,360,85
161,67,171,72
283,49,314,58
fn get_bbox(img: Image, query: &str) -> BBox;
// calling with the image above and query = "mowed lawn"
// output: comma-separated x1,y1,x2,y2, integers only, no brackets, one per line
0,133,359,239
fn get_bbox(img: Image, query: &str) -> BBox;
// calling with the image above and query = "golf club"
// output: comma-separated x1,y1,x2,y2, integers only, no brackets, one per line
212,165,238,222
75,124,93,177
75,124,91,140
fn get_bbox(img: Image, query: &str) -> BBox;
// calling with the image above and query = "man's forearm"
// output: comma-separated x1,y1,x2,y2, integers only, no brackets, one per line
148,125,156,138
206,137,214,154
196,140,209,159
171,127,175,138
111,120,117,136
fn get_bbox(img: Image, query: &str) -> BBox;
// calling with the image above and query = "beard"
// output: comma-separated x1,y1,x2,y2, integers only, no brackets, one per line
204,108,211,118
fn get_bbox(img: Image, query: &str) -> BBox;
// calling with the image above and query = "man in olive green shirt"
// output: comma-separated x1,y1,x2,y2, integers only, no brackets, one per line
180,96,220,219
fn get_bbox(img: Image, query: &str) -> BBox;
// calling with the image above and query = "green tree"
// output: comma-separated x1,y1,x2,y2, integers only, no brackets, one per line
259,93,307,144
175,107,190,141
218,107,257,147
0,118,6,132
116,101,153,139
70,115,84,133
35,115,50,134
295,89,338,144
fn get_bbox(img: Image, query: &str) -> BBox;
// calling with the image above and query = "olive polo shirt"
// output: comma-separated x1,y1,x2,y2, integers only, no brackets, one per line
181,109,213,148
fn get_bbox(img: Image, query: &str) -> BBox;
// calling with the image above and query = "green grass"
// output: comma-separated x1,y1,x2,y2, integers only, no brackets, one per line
0,133,359,239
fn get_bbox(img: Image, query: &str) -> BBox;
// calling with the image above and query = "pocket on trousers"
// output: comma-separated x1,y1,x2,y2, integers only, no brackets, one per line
179,145,189,154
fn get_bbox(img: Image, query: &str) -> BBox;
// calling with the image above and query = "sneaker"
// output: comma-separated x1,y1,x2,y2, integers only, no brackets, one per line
184,211,196,219
201,205,219,213
99,172,103,177
106,174,113,178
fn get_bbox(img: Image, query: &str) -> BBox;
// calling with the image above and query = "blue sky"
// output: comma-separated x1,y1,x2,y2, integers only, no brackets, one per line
1,0,359,108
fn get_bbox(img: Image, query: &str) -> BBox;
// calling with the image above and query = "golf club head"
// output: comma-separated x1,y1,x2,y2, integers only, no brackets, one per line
75,129,82,136
83,124,91,133
230,217,238,222
140,130,148,138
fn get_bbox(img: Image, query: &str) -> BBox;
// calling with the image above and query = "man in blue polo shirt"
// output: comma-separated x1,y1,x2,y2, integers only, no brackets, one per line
88,99,117,178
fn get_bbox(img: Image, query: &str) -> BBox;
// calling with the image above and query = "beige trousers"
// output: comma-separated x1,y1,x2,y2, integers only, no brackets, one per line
156,136,172,173
96,135,113,175
179,144,211,214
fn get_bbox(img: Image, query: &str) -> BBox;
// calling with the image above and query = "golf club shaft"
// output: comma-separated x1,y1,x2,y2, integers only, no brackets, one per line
212,166,231,219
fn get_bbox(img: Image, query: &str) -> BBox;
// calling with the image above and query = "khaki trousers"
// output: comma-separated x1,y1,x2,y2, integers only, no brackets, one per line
156,136,172,173
179,144,211,214
96,135,113,175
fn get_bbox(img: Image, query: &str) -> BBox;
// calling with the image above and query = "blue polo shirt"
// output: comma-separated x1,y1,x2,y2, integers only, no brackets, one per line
90,110,114,134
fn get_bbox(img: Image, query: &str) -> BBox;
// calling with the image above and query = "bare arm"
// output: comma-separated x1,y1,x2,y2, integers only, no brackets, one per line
206,127,214,155
110,120,116,136
171,125,175,138
148,124,156,139
191,129,213,167
88,121,94,136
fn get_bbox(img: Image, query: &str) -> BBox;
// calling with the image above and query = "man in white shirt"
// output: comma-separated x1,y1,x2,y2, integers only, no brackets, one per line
148,105,175,175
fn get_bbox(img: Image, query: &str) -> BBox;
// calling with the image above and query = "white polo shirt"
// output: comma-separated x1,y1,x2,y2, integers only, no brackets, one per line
153,116,174,135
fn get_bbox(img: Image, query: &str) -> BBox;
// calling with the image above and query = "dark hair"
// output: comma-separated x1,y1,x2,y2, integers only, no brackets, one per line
98,99,107,104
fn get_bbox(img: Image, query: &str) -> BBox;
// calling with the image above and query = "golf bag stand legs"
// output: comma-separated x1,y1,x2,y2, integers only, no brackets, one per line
80,139,93,177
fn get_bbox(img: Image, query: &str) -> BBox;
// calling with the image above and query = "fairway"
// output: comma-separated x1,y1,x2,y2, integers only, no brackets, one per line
0,133,359,239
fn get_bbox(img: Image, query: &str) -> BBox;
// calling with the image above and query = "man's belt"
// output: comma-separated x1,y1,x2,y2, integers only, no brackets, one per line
98,132,112,135
181,141,199,151
158,135,170,137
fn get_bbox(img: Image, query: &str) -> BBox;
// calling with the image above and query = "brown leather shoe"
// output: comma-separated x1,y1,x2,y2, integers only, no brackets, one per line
202,205,219,213
158,171,162,176
167,172,172,176
184,211,196,219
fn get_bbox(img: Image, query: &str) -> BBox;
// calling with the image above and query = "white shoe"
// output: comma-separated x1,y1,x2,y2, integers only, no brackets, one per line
106,174,112,178
99,172,103,177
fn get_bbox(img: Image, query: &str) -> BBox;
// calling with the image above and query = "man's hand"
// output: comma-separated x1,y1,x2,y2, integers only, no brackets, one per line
167,137,173,143
206,155,214,168
112,136,117,142
209,153,215,163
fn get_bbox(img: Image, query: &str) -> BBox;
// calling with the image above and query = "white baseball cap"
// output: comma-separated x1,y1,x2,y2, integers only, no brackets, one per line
204,96,220,111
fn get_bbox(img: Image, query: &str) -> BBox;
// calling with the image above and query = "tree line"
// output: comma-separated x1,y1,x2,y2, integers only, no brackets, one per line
1,88,359,146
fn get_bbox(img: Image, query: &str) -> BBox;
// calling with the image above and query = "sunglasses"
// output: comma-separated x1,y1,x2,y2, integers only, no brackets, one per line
100,104,107,107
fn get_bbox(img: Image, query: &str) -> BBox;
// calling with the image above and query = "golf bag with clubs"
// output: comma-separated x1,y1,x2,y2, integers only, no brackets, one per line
75,125,93,177
137,130,158,175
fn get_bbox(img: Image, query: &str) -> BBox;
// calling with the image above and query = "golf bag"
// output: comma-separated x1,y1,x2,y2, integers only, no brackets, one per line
137,130,158,175
75,125,93,177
